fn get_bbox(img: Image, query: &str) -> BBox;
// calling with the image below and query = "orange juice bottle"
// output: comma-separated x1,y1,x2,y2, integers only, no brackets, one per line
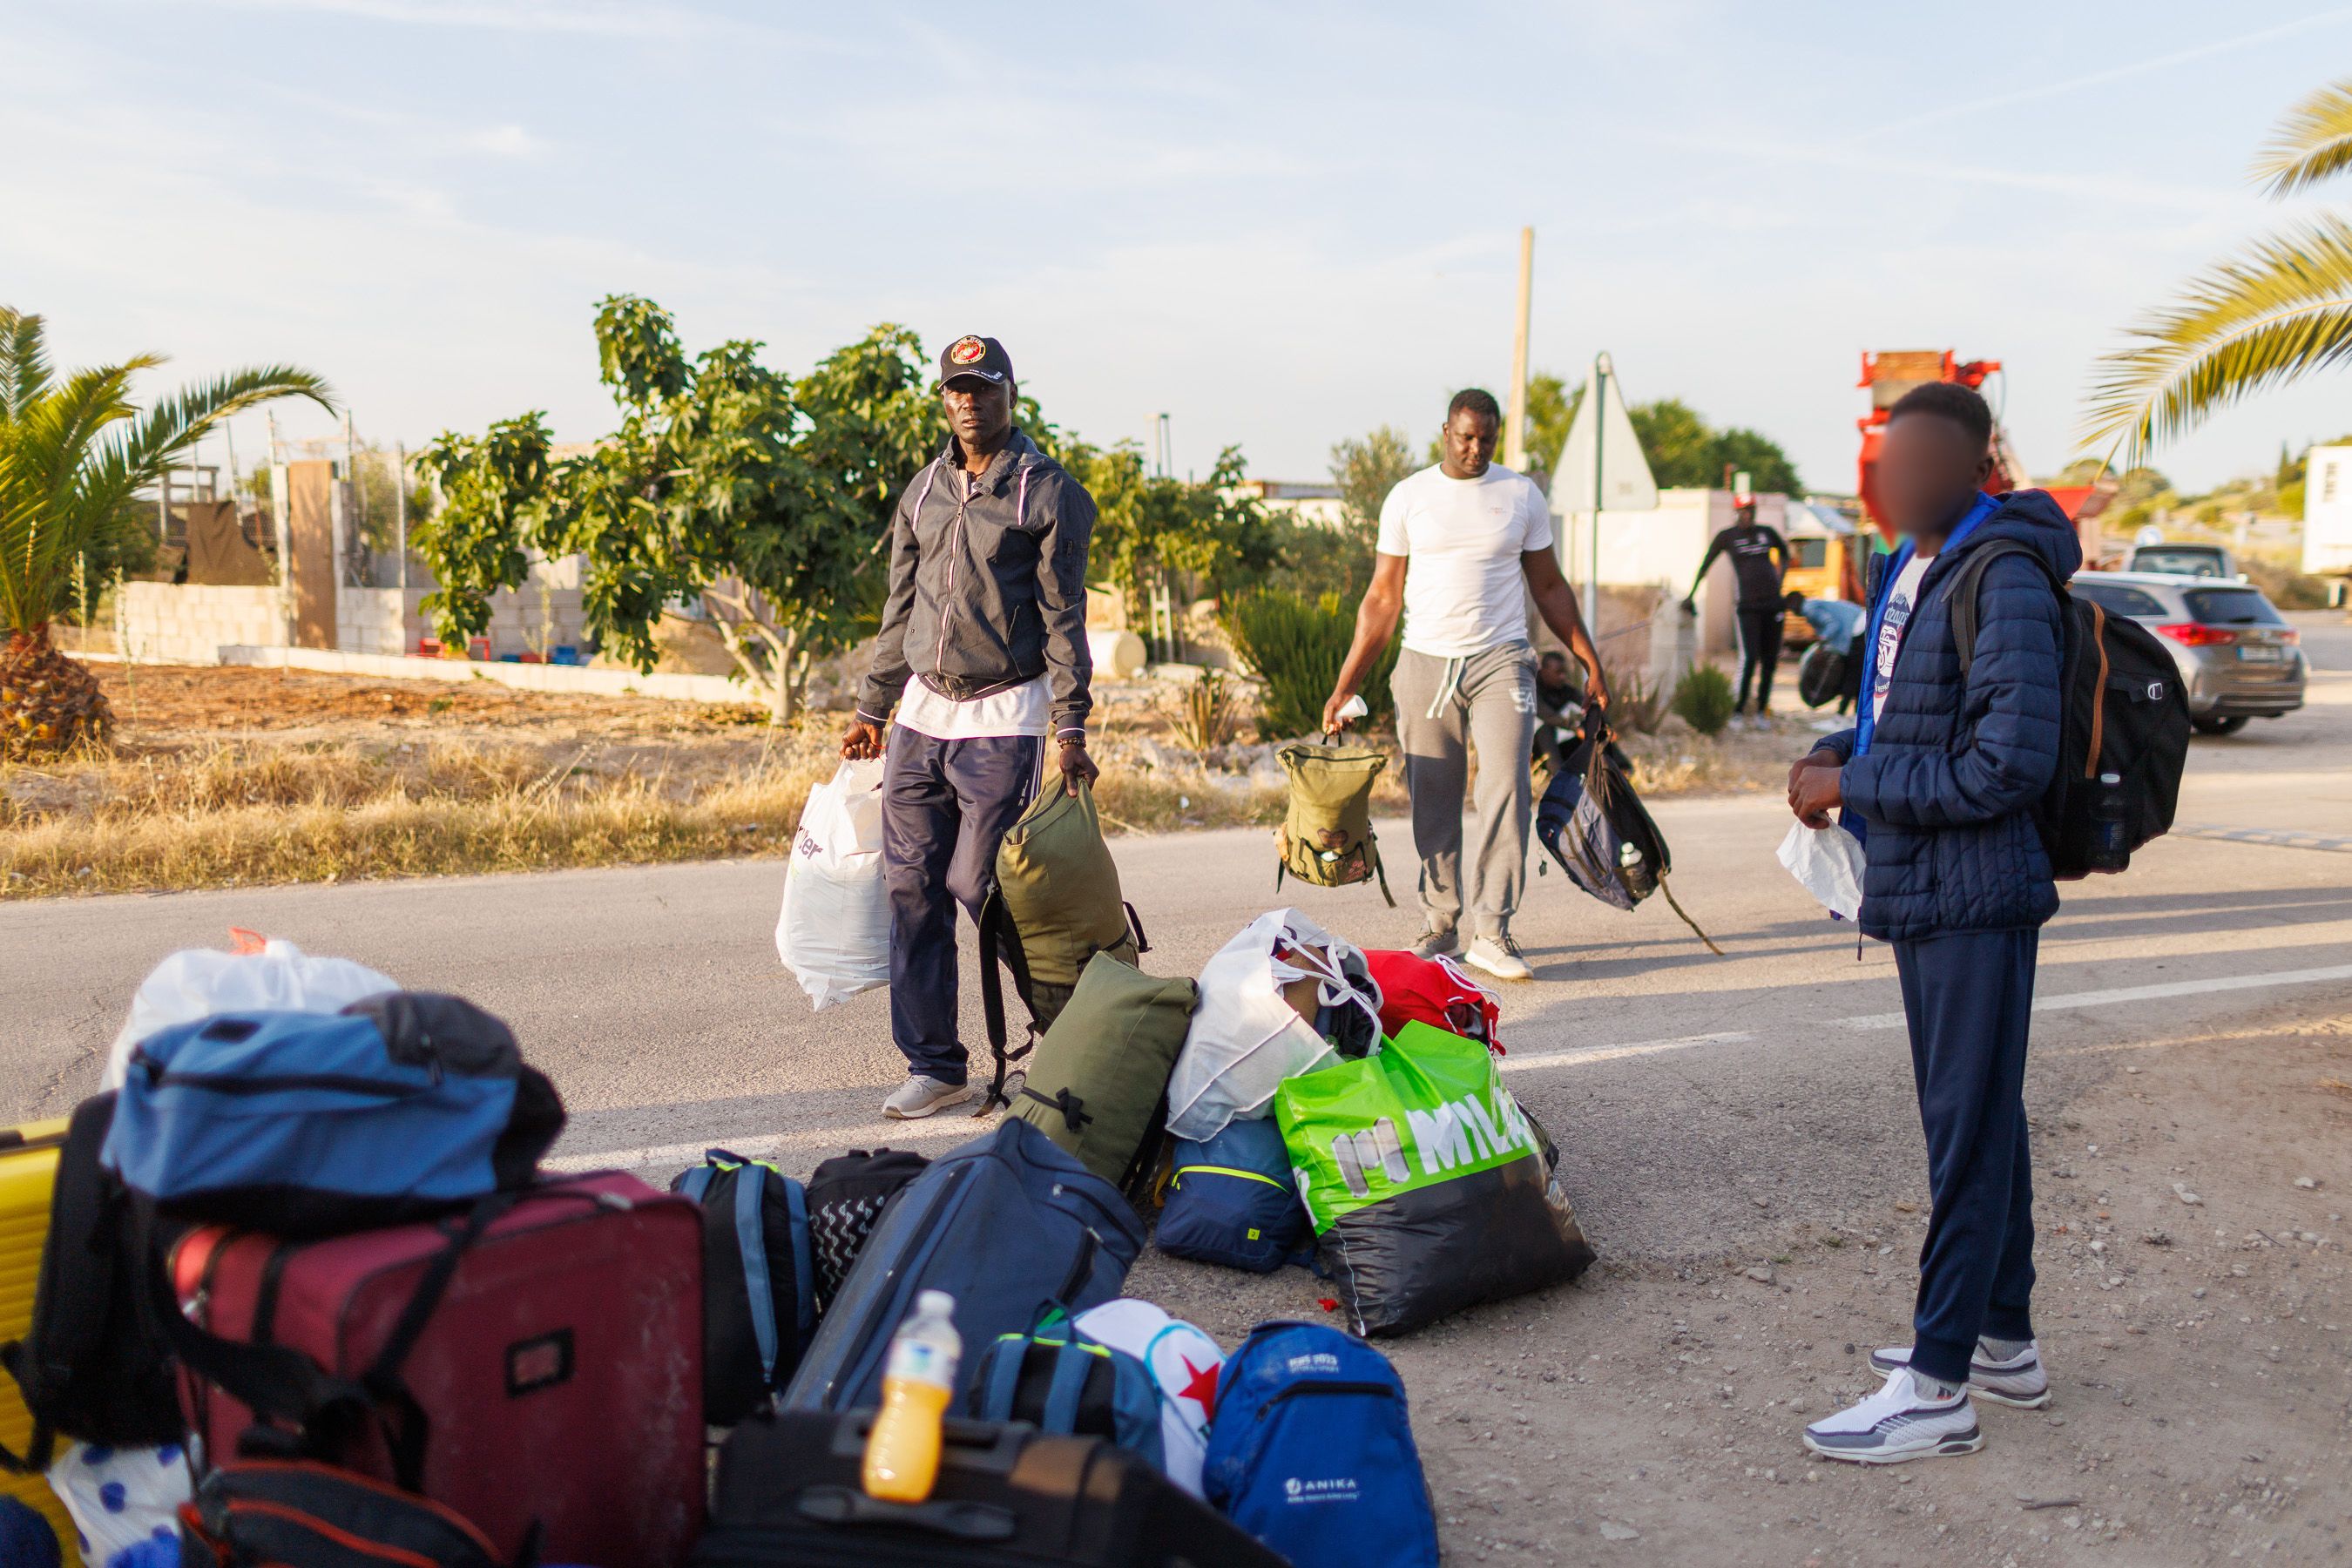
861,1289,961,1503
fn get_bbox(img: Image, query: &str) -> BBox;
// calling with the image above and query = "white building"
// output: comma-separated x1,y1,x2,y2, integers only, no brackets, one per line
2304,444,2352,578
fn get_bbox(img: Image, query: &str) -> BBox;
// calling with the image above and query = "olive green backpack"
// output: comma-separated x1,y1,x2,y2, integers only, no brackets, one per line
1009,951,1199,1193
977,780,1150,1111
1274,740,1395,906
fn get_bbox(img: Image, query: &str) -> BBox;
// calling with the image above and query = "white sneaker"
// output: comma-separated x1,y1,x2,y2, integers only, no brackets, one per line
1463,935,1533,983
1802,1367,1983,1464
1869,1340,2050,1409
882,1074,977,1119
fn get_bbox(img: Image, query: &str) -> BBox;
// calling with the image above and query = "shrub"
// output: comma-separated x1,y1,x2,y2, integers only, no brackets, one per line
1165,666,1240,751
1670,663,1736,736
1222,589,1396,740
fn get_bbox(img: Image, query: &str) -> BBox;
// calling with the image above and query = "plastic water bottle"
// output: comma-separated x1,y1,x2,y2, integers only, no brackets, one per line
862,1290,961,1504
2087,772,2130,872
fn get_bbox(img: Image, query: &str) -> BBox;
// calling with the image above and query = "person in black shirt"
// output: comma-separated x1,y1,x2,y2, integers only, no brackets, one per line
1681,499,1791,718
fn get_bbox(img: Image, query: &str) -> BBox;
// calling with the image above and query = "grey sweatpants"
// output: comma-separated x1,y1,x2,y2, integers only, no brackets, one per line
1389,641,1537,939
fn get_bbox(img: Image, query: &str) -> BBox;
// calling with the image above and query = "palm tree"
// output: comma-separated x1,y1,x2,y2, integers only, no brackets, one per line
0,309,334,757
2083,78,2352,463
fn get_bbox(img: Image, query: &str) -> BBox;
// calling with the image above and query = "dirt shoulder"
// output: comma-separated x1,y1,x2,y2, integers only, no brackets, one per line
1132,1006,2351,1566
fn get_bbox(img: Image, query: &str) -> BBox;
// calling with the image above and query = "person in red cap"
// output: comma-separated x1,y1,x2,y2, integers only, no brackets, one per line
1682,497,1792,722
841,335,1098,1120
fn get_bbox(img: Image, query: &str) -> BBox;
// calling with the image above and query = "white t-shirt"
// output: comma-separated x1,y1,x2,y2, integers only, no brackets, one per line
895,673,1050,740
1375,463,1554,658
1869,554,1933,723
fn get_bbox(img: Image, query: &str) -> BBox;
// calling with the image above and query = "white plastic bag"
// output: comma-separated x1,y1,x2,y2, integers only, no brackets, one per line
775,759,890,1010
1777,820,1867,921
48,1437,193,1565
103,936,399,1091
1166,908,1381,1142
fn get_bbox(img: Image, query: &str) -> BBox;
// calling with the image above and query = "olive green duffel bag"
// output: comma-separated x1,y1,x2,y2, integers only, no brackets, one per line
1009,951,1200,1193
977,780,1151,1112
1274,740,1395,906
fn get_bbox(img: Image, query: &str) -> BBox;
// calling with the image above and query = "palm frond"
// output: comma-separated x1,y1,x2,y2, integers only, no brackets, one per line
2080,216,2352,463
73,364,337,528
0,308,51,427
2253,78,2352,198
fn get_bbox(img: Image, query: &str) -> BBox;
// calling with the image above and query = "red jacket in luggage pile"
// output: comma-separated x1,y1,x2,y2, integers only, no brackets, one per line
1363,950,1502,1052
170,1172,703,1568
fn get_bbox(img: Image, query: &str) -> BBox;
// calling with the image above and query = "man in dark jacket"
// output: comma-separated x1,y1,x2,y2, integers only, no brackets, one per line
841,335,1098,1119
1682,498,1790,720
1786,382,2075,1464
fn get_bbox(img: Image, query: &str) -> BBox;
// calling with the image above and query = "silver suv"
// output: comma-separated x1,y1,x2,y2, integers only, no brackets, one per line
2069,571,2304,734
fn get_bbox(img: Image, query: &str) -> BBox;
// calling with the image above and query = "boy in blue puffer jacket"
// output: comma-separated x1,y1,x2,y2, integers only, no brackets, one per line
1786,382,2078,1464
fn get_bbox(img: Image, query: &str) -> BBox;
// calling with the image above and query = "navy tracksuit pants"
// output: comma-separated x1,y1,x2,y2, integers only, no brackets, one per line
1892,927,2041,1386
881,727,1042,1085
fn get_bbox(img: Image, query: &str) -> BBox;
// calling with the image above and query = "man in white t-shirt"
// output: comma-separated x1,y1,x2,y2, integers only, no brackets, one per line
1321,389,1612,981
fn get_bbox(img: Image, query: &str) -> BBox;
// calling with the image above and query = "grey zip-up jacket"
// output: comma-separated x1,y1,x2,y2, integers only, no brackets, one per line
858,429,1097,735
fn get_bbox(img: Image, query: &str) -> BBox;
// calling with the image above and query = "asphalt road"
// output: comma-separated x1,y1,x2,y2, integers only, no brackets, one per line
6,618,2349,1271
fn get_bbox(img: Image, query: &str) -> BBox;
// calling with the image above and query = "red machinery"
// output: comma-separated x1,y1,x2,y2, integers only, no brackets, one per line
1855,351,2038,539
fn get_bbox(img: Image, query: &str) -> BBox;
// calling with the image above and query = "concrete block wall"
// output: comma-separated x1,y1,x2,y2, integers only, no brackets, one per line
118,582,287,665
338,584,586,659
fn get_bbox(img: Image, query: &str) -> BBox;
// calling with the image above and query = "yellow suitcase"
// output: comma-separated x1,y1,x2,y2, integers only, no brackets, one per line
1,1119,83,1567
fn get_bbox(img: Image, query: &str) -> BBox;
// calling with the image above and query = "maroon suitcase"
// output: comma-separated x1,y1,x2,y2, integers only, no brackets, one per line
170,1172,703,1568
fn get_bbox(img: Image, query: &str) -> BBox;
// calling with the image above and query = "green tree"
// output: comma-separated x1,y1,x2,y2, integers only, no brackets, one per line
1329,424,1419,532
1527,378,1803,495
1627,397,1716,487
415,297,939,720
1076,442,1279,627
2085,78,2352,459
0,307,331,756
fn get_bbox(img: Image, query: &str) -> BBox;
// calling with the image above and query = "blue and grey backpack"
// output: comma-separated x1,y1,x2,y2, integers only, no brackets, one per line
1202,1321,1438,1568
1155,1118,1309,1274
671,1150,817,1427
962,1309,1165,1469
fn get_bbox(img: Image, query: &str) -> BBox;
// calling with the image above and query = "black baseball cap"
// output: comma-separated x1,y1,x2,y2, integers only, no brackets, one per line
938,334,1014,386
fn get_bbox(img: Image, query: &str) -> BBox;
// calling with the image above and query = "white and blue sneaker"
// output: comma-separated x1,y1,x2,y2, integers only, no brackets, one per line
1802,1367,1983,1464
1869,1340,2050,1409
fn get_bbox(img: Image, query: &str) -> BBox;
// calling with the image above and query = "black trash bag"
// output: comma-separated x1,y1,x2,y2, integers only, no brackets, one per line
1534,710,1722,954
1797,642,1848,710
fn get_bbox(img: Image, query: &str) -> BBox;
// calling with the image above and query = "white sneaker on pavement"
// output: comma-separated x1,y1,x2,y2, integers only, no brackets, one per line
1869,1340,2051,1409
882,1074,976,1119
1463,935,1533,983
1801,1367,1983,1464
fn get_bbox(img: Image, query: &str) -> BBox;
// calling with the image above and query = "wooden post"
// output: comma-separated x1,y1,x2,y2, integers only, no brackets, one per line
1504,226,1533,470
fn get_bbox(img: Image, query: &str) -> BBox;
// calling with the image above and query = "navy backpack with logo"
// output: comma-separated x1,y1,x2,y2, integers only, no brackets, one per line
963,1310,1166,1470
1155,1118,1309,1274
1202,1321,1437,1568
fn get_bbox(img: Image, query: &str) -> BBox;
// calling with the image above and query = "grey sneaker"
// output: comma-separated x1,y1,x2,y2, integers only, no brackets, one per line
1463,934,1533,983
1411,927,1461,961
1869,1340,2051,1409
882,1074,976,1119
1802,1367,1983,1464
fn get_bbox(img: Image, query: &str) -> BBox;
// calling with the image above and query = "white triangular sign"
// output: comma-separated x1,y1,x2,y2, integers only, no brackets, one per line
1547,352,1658,515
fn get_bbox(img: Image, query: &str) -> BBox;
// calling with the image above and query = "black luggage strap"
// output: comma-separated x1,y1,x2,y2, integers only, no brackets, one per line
976,891,1040,1116
1122,900,1151,957
1017,1086,1091,1134
796,1484,1017,1541
148,1190,522,1491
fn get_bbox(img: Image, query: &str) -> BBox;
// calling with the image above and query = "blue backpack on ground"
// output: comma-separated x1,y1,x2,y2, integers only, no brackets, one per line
1203,1321,1438,1568
963,1309,1166,1469
672,1149,817,1427
782,1118,1144,1413
102,992,563,1238
1156,1118,1308,1274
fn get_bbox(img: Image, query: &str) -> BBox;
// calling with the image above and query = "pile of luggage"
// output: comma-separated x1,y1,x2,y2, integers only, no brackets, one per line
0,908,1600,1568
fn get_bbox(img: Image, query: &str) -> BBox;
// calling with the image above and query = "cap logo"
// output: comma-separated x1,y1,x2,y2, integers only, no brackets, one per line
948,336,988,365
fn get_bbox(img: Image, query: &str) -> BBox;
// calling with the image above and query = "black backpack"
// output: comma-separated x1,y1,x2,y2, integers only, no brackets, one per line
670,1151,817,1428
804,1148,929,1315
1950,540,2191,879
0,1094,186,1473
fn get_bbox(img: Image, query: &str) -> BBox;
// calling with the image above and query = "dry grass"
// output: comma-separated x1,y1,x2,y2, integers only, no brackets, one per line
1,662,1808,899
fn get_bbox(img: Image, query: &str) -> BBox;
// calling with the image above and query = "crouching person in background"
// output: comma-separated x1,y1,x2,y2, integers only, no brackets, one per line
841,335,1098,1119
1785,382,2076,1463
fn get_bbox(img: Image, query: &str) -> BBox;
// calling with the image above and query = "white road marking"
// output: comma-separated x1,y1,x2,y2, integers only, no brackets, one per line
2174,823,2352,855
1835,963,2352,1031
1498,1031,1756,1073
545,1113,994,1173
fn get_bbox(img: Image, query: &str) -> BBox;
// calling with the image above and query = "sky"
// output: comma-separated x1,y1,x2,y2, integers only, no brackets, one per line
7,0,2352,497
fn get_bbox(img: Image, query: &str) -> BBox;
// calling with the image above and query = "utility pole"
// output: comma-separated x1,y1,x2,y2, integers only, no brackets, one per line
1504,226,1533,471
1587,352,1605,630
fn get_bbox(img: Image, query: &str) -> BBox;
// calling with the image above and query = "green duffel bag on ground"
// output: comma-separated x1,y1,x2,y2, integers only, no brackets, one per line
1274,740,1394,906
1010,951,1200,1194
1275,1020,1593,1336
977,780,1151,1111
